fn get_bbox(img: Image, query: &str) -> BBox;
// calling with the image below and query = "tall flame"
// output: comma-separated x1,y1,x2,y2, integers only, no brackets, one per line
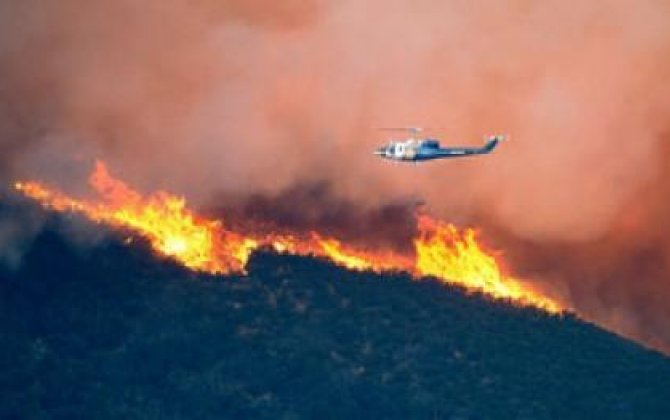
14,161,562,313
414,215,561,312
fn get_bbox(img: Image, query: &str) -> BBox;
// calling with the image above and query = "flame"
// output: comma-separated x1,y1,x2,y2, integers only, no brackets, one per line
414,215,561,312
15,161,256,273
313,234,413,273
14,161,562,313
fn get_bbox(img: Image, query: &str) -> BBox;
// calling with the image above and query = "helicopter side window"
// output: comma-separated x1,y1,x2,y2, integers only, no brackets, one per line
394,143,405,157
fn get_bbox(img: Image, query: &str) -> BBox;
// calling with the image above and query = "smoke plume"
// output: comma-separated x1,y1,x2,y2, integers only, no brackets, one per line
2,0,670,351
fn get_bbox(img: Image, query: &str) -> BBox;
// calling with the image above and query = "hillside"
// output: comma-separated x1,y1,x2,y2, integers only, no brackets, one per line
1,213,669,419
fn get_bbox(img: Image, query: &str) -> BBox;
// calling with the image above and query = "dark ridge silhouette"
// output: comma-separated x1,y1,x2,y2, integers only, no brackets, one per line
0,205,669,419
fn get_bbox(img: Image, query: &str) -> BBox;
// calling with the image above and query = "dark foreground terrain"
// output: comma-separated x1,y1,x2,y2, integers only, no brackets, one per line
1,212,669,419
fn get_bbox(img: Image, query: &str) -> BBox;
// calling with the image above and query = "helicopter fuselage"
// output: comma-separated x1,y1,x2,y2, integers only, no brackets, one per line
375,136,501,162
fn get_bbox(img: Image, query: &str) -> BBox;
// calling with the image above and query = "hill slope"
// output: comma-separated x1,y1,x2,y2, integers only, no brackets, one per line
1,216,669,419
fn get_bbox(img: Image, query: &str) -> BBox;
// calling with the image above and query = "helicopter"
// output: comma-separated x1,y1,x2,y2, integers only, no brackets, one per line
374,128,506,162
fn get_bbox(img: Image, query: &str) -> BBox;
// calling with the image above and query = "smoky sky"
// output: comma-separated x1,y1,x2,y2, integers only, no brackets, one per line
2,0,670,352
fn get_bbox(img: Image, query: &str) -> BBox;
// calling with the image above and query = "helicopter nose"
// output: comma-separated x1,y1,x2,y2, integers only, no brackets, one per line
373,148,386,156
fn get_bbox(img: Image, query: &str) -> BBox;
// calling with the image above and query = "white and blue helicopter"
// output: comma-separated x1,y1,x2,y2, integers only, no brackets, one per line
374,127,506,163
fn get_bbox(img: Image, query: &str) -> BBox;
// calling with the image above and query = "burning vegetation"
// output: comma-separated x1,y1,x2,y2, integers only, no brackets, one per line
14,161,561,313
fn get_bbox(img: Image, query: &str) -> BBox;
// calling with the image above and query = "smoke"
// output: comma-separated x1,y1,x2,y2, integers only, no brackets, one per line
2,0,670,351
210,181,418,253
0,194,46,270
492,136,670,353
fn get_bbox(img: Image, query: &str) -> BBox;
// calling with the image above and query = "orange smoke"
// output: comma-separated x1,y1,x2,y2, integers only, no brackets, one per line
14,161,562,313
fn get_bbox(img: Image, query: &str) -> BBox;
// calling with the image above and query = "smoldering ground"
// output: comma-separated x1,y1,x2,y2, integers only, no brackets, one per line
1,0,670,352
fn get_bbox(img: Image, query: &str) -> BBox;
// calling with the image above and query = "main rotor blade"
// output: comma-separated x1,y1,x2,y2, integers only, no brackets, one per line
377,127,423,133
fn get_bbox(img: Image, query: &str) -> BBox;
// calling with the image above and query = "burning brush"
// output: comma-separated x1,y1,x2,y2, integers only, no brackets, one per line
14,161,562,313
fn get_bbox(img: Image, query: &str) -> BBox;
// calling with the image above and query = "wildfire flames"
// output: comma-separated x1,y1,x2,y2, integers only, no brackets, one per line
414,216,559,311
14,161,561,313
